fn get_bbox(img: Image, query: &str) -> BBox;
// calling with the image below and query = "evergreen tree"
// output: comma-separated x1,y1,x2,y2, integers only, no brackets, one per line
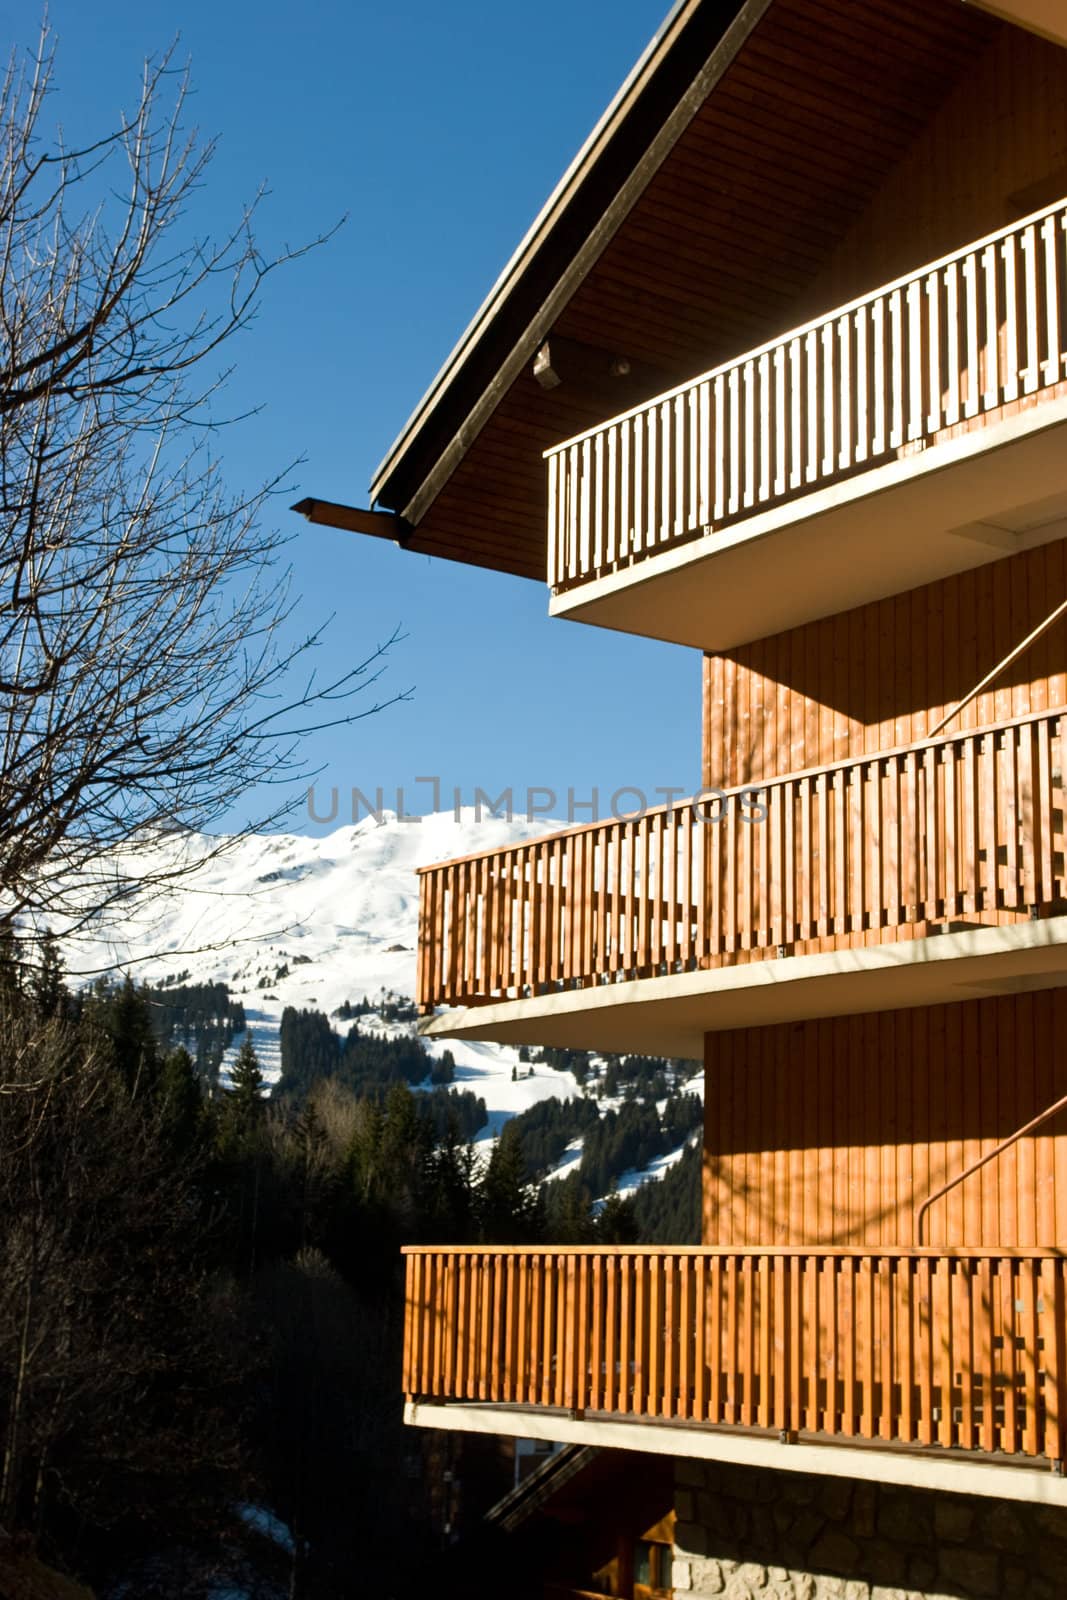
229,1035,265,1118
597,1187,640,1244
543,1173,597,1243
99,975,161,1097
430,1047,455,1086
0,921,20,1004
30,932,65,1019
159,1045,204,1150
630,1140,701,1243
421,1121,477,1242
479,1122,540,1244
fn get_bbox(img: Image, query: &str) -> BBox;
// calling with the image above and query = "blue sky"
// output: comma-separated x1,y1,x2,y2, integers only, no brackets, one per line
19,0,701,832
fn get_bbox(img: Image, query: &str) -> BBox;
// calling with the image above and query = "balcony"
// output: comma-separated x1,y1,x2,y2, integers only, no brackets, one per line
417,708,1067,1053
545,200,1067,650
402,1245,1067,1494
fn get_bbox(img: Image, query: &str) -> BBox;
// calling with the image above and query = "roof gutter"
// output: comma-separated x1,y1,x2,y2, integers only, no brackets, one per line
366,0,771,532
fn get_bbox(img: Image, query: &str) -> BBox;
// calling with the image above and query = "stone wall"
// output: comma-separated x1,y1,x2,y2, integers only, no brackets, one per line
672,1458,1067,1599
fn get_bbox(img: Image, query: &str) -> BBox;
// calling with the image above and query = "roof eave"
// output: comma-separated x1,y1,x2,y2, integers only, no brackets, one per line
367,0,767,529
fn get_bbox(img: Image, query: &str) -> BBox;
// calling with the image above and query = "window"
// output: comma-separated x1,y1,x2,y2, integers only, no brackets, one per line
633,1539,670,1596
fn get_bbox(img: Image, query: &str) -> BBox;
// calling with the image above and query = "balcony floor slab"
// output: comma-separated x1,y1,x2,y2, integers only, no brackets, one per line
418,913,1067,1056
405,1401,1067,1507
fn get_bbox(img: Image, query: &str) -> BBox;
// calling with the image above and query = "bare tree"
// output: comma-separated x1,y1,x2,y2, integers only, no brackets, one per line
0,27,405,959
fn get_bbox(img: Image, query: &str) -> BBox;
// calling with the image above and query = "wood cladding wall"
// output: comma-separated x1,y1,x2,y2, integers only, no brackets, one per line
703,993,1067,1250
702,536,1067,789
800,22,1067,316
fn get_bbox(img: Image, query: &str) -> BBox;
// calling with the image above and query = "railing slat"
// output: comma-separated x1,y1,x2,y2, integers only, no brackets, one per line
958,1260,975,1449
1021,1261,1040,1456
402,1250,417,1397
805,1252,819,1434
899,1257,914,1443
694,1255,707,1422
881,1256,895,1438
661,1255,674,1418
646,1254,662,1420
577,1254,590,1413
617,1254,631,1416
963,252,980,419
977,1256,994,1453
1043,1259,1065,1462
1003,232,1020,405
859,1255,874,1439
917,1257,933,1446
936,1257,954,1448
1001,1260,1018,1454
723,1256,736,1424
757,1253,771,1430
590,1253,603,1414
773,1253,787,1433
678,1255,692,1420
605,1254,618,1414
708,1255,722,1425
562,1254,576,1410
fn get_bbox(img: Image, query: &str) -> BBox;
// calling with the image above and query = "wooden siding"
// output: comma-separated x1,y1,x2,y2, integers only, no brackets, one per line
402,1243,1067,1460
703,994,1067,1251
703,536,1067,790
554,0,1001,377
806,22,1067,314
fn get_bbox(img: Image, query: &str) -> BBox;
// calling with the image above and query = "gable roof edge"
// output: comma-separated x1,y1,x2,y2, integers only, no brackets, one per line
368,0,771,530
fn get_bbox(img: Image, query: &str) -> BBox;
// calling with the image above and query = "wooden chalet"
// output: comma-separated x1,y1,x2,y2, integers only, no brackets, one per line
305,0,1067,1589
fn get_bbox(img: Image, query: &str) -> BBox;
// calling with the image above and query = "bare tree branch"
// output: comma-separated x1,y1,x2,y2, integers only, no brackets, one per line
0,25,407,957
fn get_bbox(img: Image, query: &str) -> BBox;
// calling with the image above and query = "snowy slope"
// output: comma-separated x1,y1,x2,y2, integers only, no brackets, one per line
59,811,703,1192
61,810,580,1126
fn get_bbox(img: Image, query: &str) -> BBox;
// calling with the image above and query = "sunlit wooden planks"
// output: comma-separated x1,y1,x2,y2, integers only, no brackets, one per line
401,1245,1067,1461
707,992,1067,1253
416,707,1066,1010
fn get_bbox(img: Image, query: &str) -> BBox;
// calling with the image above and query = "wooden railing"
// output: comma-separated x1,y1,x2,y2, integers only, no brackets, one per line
416,706,1066,1010
546,199,1067,592
403,1246,1067,1461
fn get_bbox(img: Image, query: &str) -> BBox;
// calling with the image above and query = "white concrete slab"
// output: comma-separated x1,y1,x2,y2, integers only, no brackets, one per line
419,915,1067,1056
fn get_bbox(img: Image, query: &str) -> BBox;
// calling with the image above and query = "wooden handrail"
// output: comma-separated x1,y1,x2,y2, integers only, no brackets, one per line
917,1090,1067,1245
929,597,1067,740
403,1245,1067,1461
402,1243,1067,1259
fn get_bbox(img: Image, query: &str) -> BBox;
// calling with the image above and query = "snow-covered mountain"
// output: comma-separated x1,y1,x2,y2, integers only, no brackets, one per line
64,809,582,1129
62,809,703,1193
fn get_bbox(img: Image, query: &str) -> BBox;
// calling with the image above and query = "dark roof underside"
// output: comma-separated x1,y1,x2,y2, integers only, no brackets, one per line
367,0,998,582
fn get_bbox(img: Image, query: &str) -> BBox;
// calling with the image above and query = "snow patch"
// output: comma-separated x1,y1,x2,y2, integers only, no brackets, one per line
613,1133,699,1199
